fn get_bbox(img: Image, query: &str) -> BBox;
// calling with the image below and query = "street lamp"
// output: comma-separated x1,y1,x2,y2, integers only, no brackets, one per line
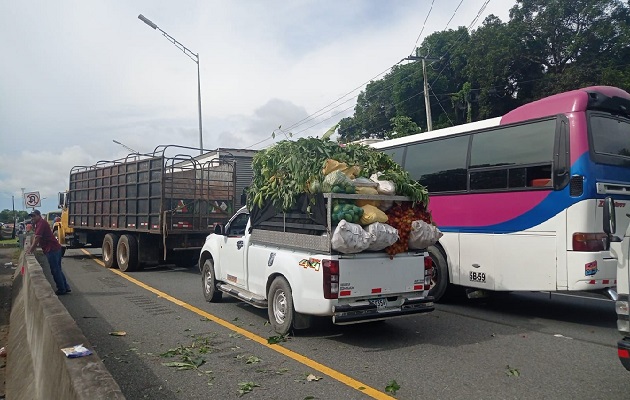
138,14,204,155
112,140,140,154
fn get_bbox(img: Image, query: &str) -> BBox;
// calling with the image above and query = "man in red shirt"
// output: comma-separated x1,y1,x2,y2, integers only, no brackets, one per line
26,209,71,295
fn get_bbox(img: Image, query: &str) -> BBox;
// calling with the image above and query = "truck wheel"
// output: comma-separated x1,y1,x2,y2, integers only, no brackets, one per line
267,277,294,335
117,234,139,272
428,245,449,302
202,260,222,302
102,233,119,268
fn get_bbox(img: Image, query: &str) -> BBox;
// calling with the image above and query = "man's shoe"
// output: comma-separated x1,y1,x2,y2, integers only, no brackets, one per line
56,290,67,295
66,288,72,293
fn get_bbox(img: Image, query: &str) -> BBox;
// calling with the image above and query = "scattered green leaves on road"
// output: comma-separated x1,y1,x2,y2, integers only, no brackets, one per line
246,356,263,364
385,380,400,395
238,382,260,397
267,334,288,344
506,365,520,377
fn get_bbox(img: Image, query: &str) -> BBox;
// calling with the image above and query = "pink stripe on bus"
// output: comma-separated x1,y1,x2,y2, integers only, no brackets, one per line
429,191,550,227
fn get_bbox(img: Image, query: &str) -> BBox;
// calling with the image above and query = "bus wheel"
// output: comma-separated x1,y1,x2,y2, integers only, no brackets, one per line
428,245,449,302
117,234,139,272
202,259,222,302
268,277,294,335
102,233,119,268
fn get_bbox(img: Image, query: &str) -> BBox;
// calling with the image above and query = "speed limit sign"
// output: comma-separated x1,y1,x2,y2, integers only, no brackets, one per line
24,191,41,208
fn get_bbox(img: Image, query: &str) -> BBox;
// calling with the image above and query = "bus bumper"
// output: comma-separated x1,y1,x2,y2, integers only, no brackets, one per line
619,337,630,371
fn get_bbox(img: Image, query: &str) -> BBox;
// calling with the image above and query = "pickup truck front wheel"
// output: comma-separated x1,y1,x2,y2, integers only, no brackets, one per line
268,277,294,335
202,260,222,302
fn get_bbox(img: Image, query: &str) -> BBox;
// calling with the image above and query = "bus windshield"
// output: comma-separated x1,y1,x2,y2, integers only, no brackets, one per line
589,113,630,166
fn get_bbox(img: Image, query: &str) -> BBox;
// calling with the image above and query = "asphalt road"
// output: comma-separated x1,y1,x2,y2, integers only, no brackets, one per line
39,249,630,400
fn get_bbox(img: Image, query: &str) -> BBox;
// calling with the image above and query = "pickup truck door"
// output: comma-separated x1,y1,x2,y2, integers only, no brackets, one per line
218,211,249,289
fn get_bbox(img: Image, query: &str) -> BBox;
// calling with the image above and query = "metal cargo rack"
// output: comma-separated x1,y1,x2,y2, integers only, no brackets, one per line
68,144,236,235
251,193,412,253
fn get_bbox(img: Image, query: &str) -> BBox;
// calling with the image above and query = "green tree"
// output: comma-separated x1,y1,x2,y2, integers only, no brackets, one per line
386,115,421,139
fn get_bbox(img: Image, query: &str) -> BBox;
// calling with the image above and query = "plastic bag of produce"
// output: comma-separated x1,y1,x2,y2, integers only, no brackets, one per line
323,159,360,179
323,170,355,193
331,220,375,254
360,204,388,225
366,222,399,251
377,200,394,212
408,220,443,249
352,177,378,188
323,159,347,175
370,173,396,195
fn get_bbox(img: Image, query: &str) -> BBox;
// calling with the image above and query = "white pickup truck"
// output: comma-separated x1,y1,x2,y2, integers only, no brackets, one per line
198,193,435,334
604,197,630,371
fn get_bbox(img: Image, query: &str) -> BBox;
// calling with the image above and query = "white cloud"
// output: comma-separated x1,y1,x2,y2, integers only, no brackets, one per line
0,0,515,211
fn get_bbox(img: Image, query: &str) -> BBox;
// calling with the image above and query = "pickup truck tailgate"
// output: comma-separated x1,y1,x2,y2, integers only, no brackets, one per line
337,252,425,299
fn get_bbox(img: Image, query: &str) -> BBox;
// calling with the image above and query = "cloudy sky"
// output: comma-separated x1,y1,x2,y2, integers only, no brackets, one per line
0,0,514,213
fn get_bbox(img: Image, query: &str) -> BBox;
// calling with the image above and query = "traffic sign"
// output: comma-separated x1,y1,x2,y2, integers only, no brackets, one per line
24,191,41,208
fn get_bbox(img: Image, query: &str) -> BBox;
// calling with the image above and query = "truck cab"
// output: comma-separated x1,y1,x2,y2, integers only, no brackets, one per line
603,197,630,371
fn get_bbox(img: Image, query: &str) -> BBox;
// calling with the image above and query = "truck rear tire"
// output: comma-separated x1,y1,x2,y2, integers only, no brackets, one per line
117,234,139,272
428,245,449,302
268,277,294,335
103,233,119,269
202,260,222,302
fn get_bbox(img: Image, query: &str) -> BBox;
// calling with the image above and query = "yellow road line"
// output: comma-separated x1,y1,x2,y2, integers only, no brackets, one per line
80,249,394,400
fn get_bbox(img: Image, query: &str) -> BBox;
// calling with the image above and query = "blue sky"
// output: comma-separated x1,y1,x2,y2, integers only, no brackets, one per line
0,0,514,213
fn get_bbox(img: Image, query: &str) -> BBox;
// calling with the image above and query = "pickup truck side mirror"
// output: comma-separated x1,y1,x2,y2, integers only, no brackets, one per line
214,224,224,235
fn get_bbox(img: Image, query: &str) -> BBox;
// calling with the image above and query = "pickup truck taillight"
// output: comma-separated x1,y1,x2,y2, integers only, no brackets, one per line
323,259,339,299
572,232,607,251
424,256,432,290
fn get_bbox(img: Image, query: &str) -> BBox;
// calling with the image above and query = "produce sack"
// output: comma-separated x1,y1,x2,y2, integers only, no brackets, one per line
331,220,375,254
323,159,347,175
323,170,355,193
352,177,378,188
366,222,399,251
360,204,388,225
408,220,443,249
355,185,380,207
323,159,360,179
370,173,396,195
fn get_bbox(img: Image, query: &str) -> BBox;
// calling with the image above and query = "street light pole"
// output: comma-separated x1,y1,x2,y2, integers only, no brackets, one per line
138,14,204,154
112,140,140,154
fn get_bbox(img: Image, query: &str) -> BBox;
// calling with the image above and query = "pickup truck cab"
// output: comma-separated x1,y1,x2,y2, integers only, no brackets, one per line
199,204,435,334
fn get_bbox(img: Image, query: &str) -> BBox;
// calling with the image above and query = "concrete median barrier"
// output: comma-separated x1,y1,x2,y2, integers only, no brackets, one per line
6,250,124,400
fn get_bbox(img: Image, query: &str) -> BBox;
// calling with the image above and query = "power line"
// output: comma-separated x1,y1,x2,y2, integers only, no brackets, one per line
248,0,493,148
410,0,435,56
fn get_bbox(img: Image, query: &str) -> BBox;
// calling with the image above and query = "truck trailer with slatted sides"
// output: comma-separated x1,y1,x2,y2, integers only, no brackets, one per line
54,145,256,270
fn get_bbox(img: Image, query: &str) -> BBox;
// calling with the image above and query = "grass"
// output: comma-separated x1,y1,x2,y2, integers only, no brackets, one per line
0,237,18,245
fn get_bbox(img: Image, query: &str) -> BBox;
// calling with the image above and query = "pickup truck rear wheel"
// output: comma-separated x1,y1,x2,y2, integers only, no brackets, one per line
117,234,139,272
428,245,448,302
102,233,119,268
268,277,294,335
202,260,222,302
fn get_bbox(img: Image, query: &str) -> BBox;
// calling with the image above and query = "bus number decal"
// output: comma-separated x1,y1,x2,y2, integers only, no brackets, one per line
469,272,486,283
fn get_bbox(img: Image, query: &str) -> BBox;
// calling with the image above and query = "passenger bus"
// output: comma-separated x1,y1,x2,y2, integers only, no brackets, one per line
371,86,630,301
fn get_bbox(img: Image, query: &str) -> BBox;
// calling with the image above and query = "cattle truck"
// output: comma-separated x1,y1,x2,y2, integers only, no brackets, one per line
55,145,255,271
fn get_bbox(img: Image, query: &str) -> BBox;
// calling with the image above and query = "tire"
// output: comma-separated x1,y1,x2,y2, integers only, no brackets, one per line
117,234,139,272
102,233,120,269
202,259,222,302
267,277,294,335
428,245,449,302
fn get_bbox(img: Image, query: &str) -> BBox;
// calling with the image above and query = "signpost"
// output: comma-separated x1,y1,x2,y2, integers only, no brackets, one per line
24,191,41,209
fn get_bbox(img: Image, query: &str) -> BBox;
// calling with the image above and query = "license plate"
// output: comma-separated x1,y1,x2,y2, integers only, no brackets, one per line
369,298,388,309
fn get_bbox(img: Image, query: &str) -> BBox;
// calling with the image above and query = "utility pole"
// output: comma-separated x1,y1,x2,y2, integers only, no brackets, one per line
11,195,15,239
405,53,440,131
